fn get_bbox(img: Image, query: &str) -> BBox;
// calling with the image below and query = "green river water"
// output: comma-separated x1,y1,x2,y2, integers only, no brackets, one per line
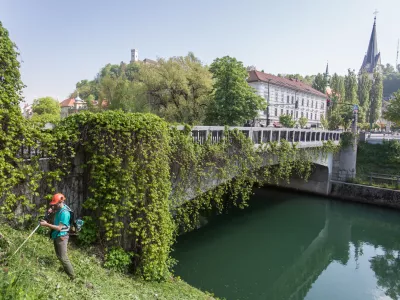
173,189,400,300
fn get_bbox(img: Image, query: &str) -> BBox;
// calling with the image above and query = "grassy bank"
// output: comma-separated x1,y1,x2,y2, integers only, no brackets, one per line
0,224,213,300
356,141,400,189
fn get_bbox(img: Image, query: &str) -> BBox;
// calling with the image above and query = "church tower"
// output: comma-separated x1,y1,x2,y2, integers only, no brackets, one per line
324,62,331,87
360,16,381,76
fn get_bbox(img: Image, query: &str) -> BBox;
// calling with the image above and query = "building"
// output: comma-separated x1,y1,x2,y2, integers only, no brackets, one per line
131,49,139,62
60,95,87,118
248,70,327,127
130,49,157,65
359,17,381,77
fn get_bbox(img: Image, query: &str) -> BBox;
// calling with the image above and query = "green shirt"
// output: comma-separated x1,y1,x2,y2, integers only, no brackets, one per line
51,206,70,240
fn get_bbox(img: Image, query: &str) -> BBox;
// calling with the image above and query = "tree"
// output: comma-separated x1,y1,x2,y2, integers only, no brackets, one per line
344,69,358,104
298,117,308,129
99,76,149,113
328,110,343,130
328,74,346,129
370,70,383,124
383,90,400,125
382,72,400,98
320,115,329,129
205,56,265,126
303,75,316,86
279,114,295,128
0,21,27,207
358,72,372,123
138,52,212,124
30,97,61,124
312,73,327,93
72,79,99,100
330,74,345,105
0,21,25,135
381,63,396,76
31,97,60,116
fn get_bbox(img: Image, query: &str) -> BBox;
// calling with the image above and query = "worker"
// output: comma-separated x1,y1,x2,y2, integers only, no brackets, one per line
40,193,75,279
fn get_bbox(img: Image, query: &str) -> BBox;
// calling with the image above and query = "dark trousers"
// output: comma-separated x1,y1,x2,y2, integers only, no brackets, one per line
53,235,75,278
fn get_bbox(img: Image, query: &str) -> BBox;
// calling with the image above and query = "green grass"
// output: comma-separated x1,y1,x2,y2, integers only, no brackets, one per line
0,224,214,300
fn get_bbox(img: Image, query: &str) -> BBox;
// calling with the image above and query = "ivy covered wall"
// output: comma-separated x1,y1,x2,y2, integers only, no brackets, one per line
0,110,340,280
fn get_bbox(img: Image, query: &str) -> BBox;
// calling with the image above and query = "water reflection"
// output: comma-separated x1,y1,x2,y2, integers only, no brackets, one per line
370,251,400,299
173,189,400,300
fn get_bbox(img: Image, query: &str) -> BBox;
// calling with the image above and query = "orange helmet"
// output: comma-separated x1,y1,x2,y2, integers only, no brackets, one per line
50,193,65,205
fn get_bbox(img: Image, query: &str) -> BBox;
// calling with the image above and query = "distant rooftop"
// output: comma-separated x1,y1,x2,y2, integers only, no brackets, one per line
60,98,75,107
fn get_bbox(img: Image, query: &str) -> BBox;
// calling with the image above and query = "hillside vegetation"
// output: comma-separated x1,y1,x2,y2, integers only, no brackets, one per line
0,224,213,300
355,141,400,188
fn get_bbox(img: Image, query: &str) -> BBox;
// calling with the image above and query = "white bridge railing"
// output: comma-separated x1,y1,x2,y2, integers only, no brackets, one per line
177,126,341,146
19,126,341,160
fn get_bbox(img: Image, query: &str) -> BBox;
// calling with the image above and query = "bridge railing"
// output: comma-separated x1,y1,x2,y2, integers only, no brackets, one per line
177,126,341,146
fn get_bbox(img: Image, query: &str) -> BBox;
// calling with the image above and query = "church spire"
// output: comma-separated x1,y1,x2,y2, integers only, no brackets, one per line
360,16,381,74
325,62,329,78
324,62,330,87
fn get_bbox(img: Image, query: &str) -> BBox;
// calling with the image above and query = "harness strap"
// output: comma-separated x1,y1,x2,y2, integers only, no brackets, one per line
58,207,71,232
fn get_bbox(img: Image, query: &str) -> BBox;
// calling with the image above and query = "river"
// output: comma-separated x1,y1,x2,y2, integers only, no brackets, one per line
173,188,400,300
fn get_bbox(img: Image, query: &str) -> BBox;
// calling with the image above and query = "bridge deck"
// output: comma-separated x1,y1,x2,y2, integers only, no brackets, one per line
177,126,341,146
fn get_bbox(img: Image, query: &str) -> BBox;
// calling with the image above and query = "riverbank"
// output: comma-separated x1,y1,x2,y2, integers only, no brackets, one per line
330,181,400,209
0,224,214,300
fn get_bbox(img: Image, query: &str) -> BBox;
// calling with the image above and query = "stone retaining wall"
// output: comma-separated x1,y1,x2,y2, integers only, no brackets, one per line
330,181,400,209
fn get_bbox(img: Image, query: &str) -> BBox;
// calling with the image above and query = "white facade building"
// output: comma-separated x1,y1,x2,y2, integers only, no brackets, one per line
248,70,327,128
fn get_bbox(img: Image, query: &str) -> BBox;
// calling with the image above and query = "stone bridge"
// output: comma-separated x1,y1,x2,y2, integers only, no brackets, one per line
20,126,353,216
177,126,344,200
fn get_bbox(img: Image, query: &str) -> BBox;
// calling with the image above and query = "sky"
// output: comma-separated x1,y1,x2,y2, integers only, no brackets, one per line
1,0,400,105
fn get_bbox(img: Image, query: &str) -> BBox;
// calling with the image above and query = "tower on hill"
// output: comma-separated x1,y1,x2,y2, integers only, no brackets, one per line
131,49,139,62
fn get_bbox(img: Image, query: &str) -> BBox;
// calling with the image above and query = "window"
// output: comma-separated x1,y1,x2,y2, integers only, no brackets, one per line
287,95,290,103
275,108,277,116
321,102,324,109
310,113,313,120
291,96,294,104
302,98,304,106
291,110,293,117
281,109,283,115
282,95,284,102
301,112,304,118
306,112,309,119
296,111,298,118
311,101,314,108
286,109,289,115
307,100,309,107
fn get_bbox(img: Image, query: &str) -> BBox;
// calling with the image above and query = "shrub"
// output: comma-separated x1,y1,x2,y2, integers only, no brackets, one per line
77,216,98,246
104,247,133,273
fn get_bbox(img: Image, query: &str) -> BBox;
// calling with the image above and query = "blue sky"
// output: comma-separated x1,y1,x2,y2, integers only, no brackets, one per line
1,0,400,104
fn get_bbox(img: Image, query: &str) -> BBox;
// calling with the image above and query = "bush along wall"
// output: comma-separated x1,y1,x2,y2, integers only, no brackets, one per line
1,110,340,281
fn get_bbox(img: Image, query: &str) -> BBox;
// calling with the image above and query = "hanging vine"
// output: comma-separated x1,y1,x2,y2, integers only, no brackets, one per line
1,109,341,280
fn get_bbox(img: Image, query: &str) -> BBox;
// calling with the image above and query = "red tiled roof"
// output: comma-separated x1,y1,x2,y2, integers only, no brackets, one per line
248,70,327,98
60,98,75,107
